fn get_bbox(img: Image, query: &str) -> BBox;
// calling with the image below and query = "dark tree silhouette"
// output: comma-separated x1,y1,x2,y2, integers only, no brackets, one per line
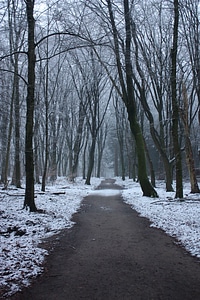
23,0,37,211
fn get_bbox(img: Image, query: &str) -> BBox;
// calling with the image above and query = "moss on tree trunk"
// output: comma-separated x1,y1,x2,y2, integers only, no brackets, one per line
127,107,158,197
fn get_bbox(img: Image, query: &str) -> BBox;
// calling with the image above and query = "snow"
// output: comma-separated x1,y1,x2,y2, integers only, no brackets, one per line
89,190,120,196
1,176,200,298
0,177,101,298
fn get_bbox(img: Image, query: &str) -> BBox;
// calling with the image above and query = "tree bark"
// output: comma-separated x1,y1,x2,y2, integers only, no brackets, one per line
143,139,156,187
49,117,57,182
24,0,37,211
3,80,14,188
127,105,157,196
181,83,200,193
171,0,183,198
82,139,87,180
0,110,9,184
114,143,119,177
12,57,21,188
96,126,107,178
41,43,49,192
85,138,96,185
71,103,85,180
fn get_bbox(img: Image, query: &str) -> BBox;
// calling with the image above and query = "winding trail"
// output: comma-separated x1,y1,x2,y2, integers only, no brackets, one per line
11,179,200,299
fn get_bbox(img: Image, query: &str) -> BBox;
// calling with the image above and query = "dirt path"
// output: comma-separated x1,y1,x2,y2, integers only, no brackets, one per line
11,179,200,300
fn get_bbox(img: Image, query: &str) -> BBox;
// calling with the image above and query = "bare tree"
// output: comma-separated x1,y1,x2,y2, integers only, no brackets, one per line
23,0,37,211
171,0,183,198
180,0,200,123
85,50,110,185
130,1,174,191
8,0,26,188
180,83,200,193
105,0,158,196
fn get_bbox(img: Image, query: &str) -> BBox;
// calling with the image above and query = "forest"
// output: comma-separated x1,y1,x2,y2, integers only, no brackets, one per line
0,0,199,210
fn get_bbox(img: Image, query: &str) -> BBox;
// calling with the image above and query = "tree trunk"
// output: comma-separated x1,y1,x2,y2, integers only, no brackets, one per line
114,144,119,177
130,17,174,192
34,109,41,184
97,127,107,178
0,117,8,183
185,136,200,193
71,104,85,179
24,0,37,211
12,58,21,188
49,127,57,182
171,0,183,198
181,83,200,193
68,132,73,180
82,140,87,180
144,139,156,187
124,0,158,197
119,139,125,181
41,49,49,192
127,106,158,196
164,158,174,191
85,138,96,185
3,80,14,188
106,0,158,197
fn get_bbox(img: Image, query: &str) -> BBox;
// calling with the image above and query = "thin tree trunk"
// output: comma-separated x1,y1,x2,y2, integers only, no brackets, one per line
171,0,183,198
114,143,119,177
71,104,85,179
85,138,96,185
24,0,37,211
12,58,21,188
68,132,73,180
118,136,125,181
34,102,41,184
41,46,49,192
3,84,14,188
34,137,40,184
181,83,200,193
0,113,8,183
144,139,156,187
97,127,107,178
49,127,57,182
82,140,87,180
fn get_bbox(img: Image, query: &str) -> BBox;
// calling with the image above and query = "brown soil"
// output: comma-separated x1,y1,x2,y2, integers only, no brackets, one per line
10,179,200,299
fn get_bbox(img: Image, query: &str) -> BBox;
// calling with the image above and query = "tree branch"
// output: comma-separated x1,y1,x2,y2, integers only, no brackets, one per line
0,68,28,85
0,51,27,61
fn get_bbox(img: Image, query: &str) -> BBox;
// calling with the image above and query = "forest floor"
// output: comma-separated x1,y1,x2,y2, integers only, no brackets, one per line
9,179,200,300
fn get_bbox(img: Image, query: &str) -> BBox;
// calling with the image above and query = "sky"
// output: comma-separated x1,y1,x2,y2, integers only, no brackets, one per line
0,176,200,298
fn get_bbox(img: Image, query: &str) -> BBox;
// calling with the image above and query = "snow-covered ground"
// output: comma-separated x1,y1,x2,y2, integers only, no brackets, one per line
1,176,200,298
0,177,101,298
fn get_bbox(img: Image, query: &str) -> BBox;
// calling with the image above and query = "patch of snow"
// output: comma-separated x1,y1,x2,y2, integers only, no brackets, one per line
0,177,102,298
89,190,120,196
100,206,112,211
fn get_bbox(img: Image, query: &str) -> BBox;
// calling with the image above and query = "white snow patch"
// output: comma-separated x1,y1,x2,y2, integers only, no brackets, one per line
0,177,102,298
89,190,120,196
